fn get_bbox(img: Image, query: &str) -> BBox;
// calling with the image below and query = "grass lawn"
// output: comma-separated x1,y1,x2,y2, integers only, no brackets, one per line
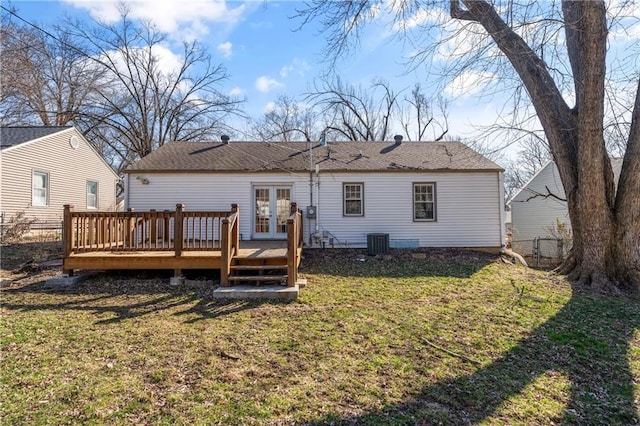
1,245,639,425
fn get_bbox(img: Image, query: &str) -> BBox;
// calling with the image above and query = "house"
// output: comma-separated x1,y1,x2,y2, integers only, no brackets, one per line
508,159,623,256
0,126,120,232
124,137,505,252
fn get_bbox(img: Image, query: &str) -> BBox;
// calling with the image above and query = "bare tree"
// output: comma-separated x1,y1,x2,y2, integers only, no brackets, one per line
250,95,319,141
296,0,640,292
503,136,551,201
0,9,105,126
400,84,449,141
65,10,243,170
308,77,399,141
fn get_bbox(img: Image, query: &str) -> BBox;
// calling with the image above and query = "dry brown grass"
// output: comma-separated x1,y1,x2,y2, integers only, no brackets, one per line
1,246,639,424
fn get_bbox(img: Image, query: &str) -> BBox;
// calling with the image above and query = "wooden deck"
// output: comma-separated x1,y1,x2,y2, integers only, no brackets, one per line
62,204,304,287
64,241,300,271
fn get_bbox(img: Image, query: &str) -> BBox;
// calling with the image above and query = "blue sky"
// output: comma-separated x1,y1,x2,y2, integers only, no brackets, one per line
7,0,639,160
7,0,506,142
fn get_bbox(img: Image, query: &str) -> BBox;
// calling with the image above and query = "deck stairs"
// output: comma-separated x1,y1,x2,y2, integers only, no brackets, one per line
228,256,289,285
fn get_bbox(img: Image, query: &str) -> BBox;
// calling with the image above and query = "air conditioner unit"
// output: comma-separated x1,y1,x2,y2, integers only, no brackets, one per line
367,233,390,255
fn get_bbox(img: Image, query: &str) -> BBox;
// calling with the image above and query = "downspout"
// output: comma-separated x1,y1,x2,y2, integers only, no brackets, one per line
498,170,505,249
309,141,314,245
125,173,130,210
315,164,320,233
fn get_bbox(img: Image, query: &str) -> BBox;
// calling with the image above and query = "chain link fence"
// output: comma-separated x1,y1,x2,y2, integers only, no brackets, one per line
511,237,572,269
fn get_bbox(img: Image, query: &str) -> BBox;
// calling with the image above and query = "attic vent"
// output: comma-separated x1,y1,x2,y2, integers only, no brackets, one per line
394,135,403,145
221,135,230,144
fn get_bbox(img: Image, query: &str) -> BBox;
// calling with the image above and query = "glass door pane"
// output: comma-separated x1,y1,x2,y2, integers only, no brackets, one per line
255,188,270,235
275,188,291,235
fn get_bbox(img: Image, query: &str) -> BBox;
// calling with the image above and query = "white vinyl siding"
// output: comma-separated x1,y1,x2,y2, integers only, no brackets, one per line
509,162,569,255
1,128,119,222
32,171,49,206
413,183,435,221
127,170,503,249
87,180,98,209
343,183,363,216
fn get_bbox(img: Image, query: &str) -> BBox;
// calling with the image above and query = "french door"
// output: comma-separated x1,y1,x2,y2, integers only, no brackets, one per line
253,185,292,239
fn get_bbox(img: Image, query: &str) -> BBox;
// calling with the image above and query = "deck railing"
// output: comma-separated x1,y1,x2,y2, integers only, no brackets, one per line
219,204,240,286
63,204,235,257
286,202,303,286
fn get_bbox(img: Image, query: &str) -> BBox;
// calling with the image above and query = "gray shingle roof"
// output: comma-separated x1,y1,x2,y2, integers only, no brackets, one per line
126,140,503,173
0,126,71,149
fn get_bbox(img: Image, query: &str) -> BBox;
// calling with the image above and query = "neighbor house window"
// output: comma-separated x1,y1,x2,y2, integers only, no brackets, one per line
32,171,49,206
343,183,364,216
87,180,98,209
413,183,436,221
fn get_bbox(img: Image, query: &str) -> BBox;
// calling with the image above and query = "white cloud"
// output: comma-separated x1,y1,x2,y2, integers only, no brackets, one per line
264,101,277,113
255,76,284,93
229,86,245,97
217,41,233,58
62,0,247,40
394,6,446,31
101,43,183,77
444,70,496,97
279,58,311,78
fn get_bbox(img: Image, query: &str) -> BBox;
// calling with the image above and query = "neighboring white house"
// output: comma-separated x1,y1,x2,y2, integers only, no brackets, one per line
0,126,120,228
125,138,505,251
508,159,623,256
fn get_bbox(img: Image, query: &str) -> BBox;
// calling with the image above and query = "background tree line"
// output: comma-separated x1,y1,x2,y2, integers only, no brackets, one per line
1,6,450,173
2,1,638,291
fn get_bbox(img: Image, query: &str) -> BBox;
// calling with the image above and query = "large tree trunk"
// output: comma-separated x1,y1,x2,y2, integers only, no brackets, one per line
453,0,640,292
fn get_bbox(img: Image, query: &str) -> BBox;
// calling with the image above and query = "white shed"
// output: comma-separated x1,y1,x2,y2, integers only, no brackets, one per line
508,159,623,256
125,139,505,251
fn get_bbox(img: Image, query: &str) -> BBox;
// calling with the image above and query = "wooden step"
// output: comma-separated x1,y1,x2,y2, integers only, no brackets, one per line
228,275,288,282
230,264,288,271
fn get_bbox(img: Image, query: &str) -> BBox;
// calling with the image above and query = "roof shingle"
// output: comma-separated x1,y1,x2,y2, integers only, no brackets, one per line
0,126,72,149
126,140,503,173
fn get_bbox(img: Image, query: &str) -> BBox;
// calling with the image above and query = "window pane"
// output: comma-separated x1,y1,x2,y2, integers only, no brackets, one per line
344,184,363,215
414,203,434,220
87,181,98,208
345,200,362,215
33,172,48,206
414,184,435,220
88,183,97,207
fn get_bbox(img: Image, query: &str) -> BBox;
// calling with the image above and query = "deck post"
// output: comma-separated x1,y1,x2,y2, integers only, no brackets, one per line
126,208,135,249
287,218,297,286
290,203,303,246
150,209,157,244
174,204,184,256
221,217,230,286
63,204,74,276
163,210,170,244
231,204,239,252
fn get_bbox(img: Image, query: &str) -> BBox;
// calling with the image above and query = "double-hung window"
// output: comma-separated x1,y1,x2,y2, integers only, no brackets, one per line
343,183,364,216
87,180,98,209
413,183,436,221
32,171,49,206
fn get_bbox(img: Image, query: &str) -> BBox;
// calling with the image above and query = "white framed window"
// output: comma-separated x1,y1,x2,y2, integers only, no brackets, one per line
343,183,364,216
87,180,98,209
413,183,436,221
32,171,49,206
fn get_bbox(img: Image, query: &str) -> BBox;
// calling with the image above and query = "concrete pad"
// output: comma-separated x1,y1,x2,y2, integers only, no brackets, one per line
170,276,186,286
213,284,299,301
296,278,307,289
44,272,97,288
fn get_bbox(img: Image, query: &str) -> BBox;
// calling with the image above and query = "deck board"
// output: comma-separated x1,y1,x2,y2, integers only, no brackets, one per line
63,241,293,272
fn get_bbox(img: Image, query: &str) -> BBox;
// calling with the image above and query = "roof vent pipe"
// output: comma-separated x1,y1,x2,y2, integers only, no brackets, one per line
221,135,230,144
394,135,403,145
